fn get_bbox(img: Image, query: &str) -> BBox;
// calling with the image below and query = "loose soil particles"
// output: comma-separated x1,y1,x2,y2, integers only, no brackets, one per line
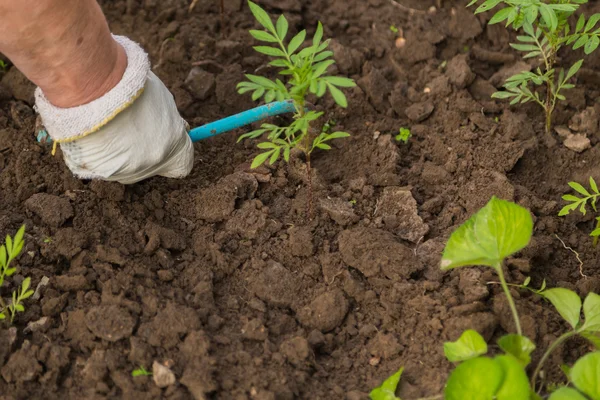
1,0,600,398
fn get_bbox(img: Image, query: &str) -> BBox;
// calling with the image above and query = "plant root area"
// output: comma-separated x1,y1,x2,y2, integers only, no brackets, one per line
1,0,600,398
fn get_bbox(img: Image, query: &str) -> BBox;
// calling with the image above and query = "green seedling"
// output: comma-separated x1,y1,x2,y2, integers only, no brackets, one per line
370,197,600,398
468,0,600,135
395,128,411,144
0,225,33,324
559,177,600,243
43,237,52,244
132,366,152,377
390,25,399,34
238,1,356,216
0,60,7,72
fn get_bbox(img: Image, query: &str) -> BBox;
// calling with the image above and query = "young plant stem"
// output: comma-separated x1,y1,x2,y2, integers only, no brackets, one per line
495,262,522,336
544,52,556,136
531,330,577,392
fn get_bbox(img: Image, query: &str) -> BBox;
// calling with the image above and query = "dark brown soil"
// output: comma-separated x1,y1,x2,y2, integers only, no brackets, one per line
1,0,600,398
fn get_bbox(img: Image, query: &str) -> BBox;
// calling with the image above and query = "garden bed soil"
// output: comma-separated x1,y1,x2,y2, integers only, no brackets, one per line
1,0,600,398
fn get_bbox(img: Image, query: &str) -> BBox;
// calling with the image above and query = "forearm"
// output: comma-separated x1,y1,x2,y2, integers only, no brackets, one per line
0,0,126,108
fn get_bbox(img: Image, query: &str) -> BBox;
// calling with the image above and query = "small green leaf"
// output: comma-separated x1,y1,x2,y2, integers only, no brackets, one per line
586,14,600,32
441,197,533,270
571,352,600,399
445,357,504,400
591,177,599,194
369,367,403,400
475,0,502,14
313,21,323,46
252,87,265,101
489,7,516,24
577,14,586,32
510,43,540,52
582,292,600,332
573,35,589,50
288,30,306,54
494,355,530,400
314,50,334,62
14,225,25,250
497,334,536,366
275,15,288,40
541,288,581,329
21,277,30,293
253,46,286,57
566,60,584,82
15,304,24,312
548,387,588,400
324,131,350,140
248,1,276,34
585,36,600,55
444,330,488,362
251,151,273,169
569,181,591,196
539,3,558,31
327,84,348,108
323,76,356,87
249,30,278,43
316,143,332,150
0,246,6,268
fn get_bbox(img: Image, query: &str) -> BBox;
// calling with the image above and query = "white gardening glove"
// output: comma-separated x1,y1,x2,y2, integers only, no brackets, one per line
34,36,193,184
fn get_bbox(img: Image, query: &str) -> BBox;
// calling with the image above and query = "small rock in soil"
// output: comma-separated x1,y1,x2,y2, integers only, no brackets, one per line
374,187,429,243
242,318,269,341
185,67,216,100
1,341,42,383
357,67,392,113
32,276,50,300
563,134,591,153
458,269,489,303
24,316,51,334
319,197,359,226
446,55,475,89
280,336,311,366
296,289,349,332
250,261,300,308
25,193,73,228
138,303,201,349
338,227,422,279
196,172,258,222
1,67,35,104
85,305,136,342
490,61,531,88
153,361,177,388
288,226,314,257
405,102,434,122
569,106,598,134
369,332,403,359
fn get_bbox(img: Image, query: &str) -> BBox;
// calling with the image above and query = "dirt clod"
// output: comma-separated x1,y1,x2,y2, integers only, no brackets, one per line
85,305,136,342
25,193,73,228
375,187,429,242
297,289,349,332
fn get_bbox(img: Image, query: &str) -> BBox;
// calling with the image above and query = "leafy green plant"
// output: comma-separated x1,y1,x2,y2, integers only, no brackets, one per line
559,177,600,243
467,0,600,134
0,225,33,324
132,366,152,377
237,1,356,215
370,197,600,399
395,128,411,144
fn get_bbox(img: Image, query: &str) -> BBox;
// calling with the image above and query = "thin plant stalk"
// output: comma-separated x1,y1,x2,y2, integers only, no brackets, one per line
531,331,577,392
495,262,522,336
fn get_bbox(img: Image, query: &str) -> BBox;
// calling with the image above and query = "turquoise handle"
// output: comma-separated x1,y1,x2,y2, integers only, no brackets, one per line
36,100,298,144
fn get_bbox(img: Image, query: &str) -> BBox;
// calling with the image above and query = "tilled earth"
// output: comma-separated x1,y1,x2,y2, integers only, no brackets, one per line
1,0,600,398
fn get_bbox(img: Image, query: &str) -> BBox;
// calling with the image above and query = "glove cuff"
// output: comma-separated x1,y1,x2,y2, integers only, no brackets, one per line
34,35,150,143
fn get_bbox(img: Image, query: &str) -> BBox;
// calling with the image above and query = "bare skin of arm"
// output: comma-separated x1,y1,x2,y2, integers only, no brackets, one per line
0,0,126,108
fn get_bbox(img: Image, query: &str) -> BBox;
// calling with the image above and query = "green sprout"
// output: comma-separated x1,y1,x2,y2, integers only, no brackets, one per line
0,225,34,324
559,177,600,244
390,25,399,34
370,197,600,398
0,60,7,72
237,1,356,216
395,128,411,144
43,237,52,244
132,366,152,377
468,0,600,134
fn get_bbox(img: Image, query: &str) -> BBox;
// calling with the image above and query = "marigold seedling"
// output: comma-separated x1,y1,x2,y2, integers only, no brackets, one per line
395,128,411,144
559,177,600,243
468,0,599,134
238,1,356,216
132,366,152,377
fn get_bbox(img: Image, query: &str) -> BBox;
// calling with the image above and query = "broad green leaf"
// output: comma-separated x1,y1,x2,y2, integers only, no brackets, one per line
369,367,403,400
494,355,530,400
445,357,504,400
539,3,558,31
565,60,583,82
441,197,533,270
250,30,278,43
585,36,600,55
288,30,306,54
573,35,589,50
582,292,600,332
541,288,581,329
275,15,288,40
327,83,348,107
577,14,586,32
248,1,276,34
323,76,356,87
571,352,600,400
549,387,588,400
444,330,488,362
497,334,536,366
251,151,273,169
253,46,286,57
489,7,515,25
313,22,323,46
586,14,600,32
252,87,265,101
